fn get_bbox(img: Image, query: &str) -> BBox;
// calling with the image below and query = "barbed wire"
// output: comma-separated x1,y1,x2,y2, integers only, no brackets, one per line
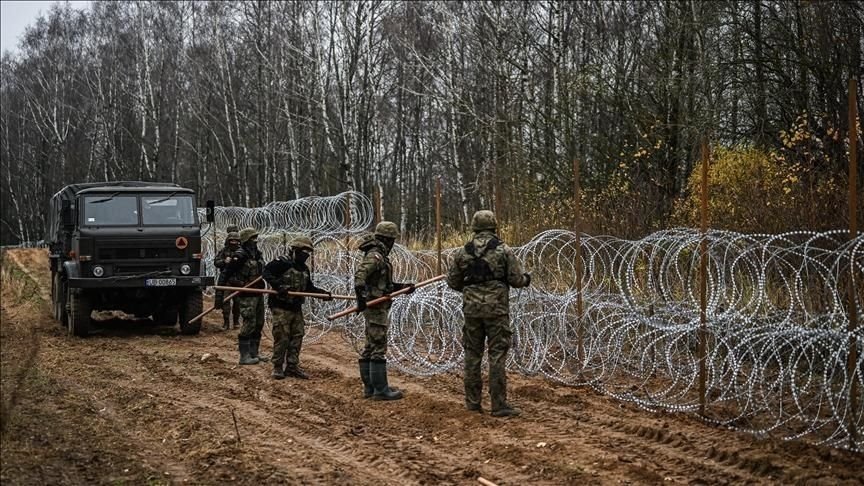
13,190,861,451
201,196,862,452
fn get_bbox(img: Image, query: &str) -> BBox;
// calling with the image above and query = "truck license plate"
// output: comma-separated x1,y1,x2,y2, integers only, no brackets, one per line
145,278,176,287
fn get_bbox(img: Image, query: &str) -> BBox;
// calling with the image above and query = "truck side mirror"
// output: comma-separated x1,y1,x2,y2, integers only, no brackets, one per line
61,200,74,228
205,200,215,223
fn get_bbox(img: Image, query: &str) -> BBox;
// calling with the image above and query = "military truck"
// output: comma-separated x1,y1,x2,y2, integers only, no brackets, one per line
47,182,214,336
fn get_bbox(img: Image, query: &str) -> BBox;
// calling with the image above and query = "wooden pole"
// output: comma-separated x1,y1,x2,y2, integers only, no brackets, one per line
574,158,584,369
848,78,859,444
230,406,241,444
213,286,355,300
326,275,446,320
436,177,442,275
699,138,710,416
187,276,264,324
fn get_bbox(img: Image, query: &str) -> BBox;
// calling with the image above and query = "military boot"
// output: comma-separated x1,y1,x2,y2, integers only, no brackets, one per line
238,337,259,365
369,359,403,401
465,380,483,412
271,364,286,380
222,312,231,331
466,403,484,413
250,337,269,363
489,365,517,416
284,365,309,380
358,359,373,399
490,404,521,417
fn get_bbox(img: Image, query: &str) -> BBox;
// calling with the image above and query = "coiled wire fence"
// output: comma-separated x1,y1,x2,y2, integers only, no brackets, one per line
201,192,862,452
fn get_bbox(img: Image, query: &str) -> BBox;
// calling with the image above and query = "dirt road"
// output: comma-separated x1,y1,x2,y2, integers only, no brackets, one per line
1,249,861,485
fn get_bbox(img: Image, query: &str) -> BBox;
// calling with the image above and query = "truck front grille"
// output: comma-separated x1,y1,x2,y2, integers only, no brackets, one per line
114,264,171,276
98,247,181,260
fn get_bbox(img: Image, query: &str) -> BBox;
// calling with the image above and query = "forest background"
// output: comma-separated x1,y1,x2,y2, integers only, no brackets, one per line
1,0,862,246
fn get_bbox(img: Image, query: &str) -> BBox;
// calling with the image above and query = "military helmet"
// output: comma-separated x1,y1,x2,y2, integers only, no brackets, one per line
471,210,497,232
226,224,239,233
290,235,314,251
239,227,258,243
374,221,400,239
226,231,241,243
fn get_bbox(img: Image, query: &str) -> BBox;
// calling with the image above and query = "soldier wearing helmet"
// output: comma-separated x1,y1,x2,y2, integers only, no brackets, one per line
446,210,531,417
262,235,332,380
213,226,242,330
353,221,415,401
226,227,267,365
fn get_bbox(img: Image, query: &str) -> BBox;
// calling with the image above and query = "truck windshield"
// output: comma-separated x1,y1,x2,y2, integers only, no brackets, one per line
141,195,196,225
83,195,139,226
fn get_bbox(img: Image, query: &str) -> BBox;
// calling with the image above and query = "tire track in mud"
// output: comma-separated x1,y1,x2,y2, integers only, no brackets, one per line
43,332,459,483
4,249,864,485
511,383,863,485
121,340,537,484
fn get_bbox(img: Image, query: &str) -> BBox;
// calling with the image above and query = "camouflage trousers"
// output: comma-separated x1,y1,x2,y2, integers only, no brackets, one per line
463,315,512,410
214,289,240,324
237,295,265,339
271,308,305,369
360,308,389,361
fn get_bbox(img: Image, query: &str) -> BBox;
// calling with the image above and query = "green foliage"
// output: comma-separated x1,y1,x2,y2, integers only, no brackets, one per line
674,114,847,233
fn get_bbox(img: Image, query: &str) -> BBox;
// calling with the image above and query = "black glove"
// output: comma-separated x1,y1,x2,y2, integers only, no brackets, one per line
355,286,367,311
523,273,532,287
311,287,333,301
395,282,416,294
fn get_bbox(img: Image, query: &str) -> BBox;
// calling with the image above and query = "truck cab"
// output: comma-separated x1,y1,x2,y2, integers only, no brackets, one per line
48,182,214,336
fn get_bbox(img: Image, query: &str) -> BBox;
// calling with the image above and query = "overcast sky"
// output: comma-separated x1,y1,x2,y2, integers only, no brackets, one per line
1,0,91,55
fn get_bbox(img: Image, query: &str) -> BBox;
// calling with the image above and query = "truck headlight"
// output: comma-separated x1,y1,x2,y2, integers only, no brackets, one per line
180,264,192,275
92,265,105,277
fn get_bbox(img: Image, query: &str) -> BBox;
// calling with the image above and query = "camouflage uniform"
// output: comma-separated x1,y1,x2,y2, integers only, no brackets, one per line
228,228,266,365
213,231,241,330
446,210,530,416
262,236,330,380
354,222,413,400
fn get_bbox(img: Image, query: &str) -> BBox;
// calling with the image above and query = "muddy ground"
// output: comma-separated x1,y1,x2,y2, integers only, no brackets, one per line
1,249,861,485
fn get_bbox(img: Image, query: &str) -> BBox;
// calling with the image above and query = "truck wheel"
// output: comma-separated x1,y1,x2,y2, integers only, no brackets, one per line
52,274,67,325
178,291,202,335
67,289,92,337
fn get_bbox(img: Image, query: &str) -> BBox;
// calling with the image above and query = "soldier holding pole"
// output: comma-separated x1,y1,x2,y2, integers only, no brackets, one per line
262,235,332,380
354,222,415,401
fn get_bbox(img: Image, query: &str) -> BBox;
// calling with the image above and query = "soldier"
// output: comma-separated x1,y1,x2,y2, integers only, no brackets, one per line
227,227,267,365
354,222,415,400
262,235,332,380
446,210,530,417
213,225,242,330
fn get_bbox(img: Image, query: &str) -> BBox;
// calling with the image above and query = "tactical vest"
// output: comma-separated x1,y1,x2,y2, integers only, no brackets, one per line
363,247,394,298
230,249,263,287
270,257,311,310
462,237,507,286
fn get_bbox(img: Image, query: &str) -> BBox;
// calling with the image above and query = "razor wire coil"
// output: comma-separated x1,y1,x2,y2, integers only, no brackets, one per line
199,194,863,452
